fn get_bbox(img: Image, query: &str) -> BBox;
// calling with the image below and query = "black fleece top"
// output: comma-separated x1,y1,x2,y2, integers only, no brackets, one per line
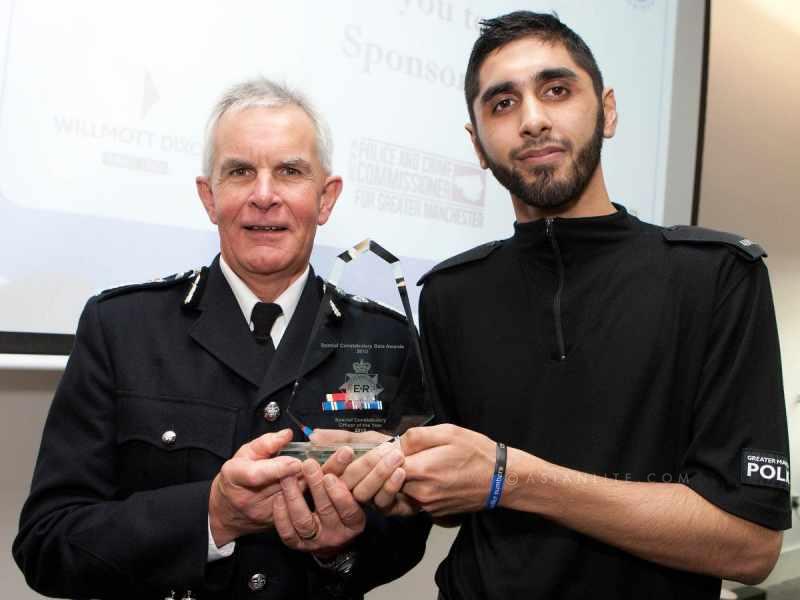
419,205,790,600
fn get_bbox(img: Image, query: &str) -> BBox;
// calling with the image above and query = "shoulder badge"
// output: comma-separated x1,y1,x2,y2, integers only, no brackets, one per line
662,226,766,262
323,280,407,323
417,240,504,286
96,268,203,302
182,267,209,310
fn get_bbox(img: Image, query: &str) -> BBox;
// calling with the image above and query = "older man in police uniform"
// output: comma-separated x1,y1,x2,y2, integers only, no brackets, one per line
13,78,430,600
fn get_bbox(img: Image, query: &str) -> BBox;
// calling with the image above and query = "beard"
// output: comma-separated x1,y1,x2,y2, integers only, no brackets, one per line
479,107,605,211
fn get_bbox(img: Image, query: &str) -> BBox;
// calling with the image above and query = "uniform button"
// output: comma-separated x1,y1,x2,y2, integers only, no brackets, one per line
161,430,177,446
263,401,281,422
248,572,267,591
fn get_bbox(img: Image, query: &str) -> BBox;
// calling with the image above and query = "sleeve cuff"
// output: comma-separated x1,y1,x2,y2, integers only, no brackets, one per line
684,473,792,531
207,514,235,562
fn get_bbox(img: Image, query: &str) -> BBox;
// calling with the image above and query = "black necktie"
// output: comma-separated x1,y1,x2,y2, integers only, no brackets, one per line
251,302,282,348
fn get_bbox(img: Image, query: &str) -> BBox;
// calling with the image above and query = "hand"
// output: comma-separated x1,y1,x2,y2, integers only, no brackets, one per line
273,459,366,556
277,445,353,497
310,428,393,446
311,429,414,516
340,440,418,516
208,429,302,546
400,424,497,516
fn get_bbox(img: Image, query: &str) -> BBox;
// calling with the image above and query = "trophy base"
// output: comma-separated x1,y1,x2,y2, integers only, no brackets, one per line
278,442,381,462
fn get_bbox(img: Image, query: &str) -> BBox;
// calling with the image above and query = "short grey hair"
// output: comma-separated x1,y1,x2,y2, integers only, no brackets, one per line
201,77,333,177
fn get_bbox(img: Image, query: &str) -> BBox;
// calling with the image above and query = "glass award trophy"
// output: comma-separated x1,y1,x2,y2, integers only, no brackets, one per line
280,240,433,462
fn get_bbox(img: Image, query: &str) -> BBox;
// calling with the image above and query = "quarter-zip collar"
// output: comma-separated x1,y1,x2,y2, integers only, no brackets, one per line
511,203,637,267
510,203,638,361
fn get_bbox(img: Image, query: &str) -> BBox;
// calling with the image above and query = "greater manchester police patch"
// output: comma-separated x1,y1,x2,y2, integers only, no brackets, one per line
740,449,790,491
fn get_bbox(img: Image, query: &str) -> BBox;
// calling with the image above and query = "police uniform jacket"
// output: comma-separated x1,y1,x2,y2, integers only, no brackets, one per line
13,256,430,600
418,205,791,600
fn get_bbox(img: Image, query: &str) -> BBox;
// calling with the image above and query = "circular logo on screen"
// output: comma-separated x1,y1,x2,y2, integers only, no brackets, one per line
627,0,656,9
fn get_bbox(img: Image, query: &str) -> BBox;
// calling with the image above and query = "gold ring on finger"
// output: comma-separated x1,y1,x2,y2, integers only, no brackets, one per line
298,521,319,541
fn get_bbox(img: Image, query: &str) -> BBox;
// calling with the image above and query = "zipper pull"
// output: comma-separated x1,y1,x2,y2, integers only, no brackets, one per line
545,217,554,237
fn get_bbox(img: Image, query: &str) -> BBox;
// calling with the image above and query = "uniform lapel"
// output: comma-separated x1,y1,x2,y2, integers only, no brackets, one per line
189,257,265,387
256,272,339,402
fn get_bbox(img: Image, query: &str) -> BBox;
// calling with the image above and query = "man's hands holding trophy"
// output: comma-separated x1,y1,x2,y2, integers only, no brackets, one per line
340,424,501,518
208,429,371,558
209,424,500,559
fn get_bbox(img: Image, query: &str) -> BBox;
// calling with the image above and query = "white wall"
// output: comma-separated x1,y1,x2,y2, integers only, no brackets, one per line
698,0,800,583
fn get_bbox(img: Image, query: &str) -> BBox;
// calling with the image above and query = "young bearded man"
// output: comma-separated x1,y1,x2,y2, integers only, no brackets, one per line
344,11,791,600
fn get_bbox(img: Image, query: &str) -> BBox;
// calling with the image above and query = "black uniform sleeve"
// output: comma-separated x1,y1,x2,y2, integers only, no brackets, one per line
419,280,457,425
679,259,792,530
12,298,216,597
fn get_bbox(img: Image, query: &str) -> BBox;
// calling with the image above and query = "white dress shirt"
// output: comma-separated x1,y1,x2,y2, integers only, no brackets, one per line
207,257,310,561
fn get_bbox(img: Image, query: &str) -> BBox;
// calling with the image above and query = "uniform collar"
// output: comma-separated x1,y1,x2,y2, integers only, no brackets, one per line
511,203,638,264
219,256,309,347
189,257,328,390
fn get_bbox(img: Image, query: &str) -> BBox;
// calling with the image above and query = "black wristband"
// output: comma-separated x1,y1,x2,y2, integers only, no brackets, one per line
485,442,507,509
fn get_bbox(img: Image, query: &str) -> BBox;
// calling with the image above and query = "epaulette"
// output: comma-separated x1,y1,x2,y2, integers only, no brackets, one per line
662,226,766,262
322,281,407,323
417,240,504,286
182,267,209,310
96,268,202,302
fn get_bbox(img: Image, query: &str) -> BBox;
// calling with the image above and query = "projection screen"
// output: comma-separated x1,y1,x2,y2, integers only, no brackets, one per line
0,0,706,357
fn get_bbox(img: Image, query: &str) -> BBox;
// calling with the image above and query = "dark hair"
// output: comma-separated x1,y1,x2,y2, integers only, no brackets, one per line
465,11,604,124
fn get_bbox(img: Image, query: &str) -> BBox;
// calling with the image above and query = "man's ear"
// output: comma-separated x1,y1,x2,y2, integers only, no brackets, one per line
196,176,218,225
601,88,618,139
317,175,343,226
465,122,489,169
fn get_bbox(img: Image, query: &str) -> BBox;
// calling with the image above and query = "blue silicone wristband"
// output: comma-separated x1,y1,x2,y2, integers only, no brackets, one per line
485,442,507,510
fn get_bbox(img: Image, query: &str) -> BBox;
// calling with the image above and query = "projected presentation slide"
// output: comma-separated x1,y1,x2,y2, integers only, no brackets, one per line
0,0,682,337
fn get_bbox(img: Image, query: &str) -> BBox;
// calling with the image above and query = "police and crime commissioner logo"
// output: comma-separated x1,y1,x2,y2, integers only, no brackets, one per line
350,138,486,228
